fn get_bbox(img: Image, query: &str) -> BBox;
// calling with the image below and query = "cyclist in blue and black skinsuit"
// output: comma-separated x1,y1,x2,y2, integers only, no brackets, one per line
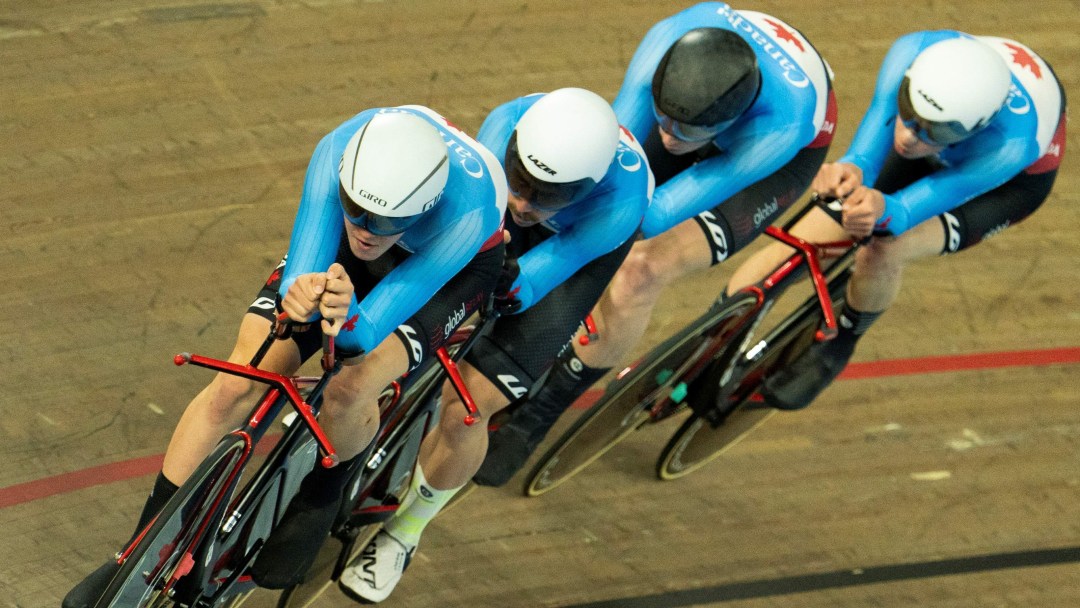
476,2,838,485
726,30,1066,409
64,105,508,606
340,87,653,604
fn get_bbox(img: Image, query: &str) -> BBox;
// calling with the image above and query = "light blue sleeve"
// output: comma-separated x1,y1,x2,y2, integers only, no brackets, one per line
512,180,647,311
278,129,354,313
641,109,807,238
340,205,492,353
477,97,530,163
838,32,940,186
612,13,685,144
877,131,1037,235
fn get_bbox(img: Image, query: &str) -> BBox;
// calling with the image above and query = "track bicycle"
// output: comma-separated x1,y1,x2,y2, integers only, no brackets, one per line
524,196,859,495
89,313,343,607
91,302,494,608
272,304,498,608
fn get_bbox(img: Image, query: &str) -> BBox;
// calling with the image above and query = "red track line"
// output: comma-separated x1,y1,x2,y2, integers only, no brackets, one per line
2,346,1078,510
0,434,279,510
838,346,1080,379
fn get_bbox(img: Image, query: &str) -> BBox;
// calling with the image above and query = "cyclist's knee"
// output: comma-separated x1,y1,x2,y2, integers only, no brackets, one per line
434,395,475,442
435,376,499,441
614,241,675,304
325,368,381,416
201,373,259,424
856,237,906,277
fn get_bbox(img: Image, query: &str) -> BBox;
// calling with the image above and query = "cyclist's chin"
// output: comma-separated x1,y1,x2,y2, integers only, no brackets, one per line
345,229,400,260
510,212,542,227
659,128,711,155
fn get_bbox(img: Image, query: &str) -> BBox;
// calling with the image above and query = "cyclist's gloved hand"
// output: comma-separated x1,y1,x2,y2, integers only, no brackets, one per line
494,256,523,315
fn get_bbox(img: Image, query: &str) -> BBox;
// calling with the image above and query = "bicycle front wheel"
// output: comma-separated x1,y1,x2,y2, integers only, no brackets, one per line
656,291,842,481
95,436,248,608
524,293,760,497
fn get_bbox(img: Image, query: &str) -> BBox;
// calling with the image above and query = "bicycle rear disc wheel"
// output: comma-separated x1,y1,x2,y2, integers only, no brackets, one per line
94,437,248,608
656,404,776,481
523,293,759,497
656,292,843,481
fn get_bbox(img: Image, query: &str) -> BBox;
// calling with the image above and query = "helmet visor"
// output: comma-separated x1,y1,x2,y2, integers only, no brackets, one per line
339,184,423,236
897,76,982,146
504,131,598,212
652,104,735,143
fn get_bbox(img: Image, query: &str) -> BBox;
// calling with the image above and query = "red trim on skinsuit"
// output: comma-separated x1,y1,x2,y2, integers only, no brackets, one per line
2,347,1078,509
808,88,838,149
479,218,506,252
1024,111,1066,175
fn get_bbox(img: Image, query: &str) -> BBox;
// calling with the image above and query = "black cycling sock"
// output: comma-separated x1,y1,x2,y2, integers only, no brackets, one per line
509,346,610,444
837,302,883,341
129,471,179,544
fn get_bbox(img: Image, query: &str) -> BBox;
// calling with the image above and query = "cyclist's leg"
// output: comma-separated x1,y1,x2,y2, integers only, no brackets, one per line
254,241,504,589
163,313,303,483
343,247,614,603
472,236,639,486
63,261,306,608
725,204,848,293
580,221,712,369
488,145,829,479
764,166,1058,409
440,239,630,486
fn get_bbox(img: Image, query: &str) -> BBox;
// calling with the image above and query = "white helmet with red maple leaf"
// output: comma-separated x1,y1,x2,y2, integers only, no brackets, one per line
898,36,1012,145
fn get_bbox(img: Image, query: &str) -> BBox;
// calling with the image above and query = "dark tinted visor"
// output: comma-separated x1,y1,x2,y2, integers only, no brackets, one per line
652,104,735,143
339,184,423,236
897,76,981,146
504,131,598,212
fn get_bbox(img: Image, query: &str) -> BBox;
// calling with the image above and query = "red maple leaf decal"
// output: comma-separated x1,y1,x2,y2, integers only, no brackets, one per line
764,19,804,52
265,268,282,286
341,314,359,332
1003,42,1041,79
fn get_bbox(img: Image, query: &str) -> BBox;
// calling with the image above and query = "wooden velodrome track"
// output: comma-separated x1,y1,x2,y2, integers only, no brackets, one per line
2,1,1077,606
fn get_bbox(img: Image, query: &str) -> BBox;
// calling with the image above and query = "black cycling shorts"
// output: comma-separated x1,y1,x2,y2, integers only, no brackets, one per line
825,151,1059,254
464,223,638,401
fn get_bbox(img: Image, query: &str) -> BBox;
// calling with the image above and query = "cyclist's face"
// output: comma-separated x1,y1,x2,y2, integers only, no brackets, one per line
342,214,404,260
893,115,944,159
507,191,558,227
657,124,714,155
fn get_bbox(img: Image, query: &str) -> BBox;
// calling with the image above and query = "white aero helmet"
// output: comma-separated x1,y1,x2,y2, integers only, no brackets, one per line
338,111,449,234
898,36,1012,145
505,87,620,211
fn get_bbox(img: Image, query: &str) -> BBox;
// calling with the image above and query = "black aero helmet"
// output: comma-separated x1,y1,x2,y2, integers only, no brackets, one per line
652,27,761,126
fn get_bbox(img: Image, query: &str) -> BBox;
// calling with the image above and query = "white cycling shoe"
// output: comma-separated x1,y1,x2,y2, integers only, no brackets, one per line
338,530,413,604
